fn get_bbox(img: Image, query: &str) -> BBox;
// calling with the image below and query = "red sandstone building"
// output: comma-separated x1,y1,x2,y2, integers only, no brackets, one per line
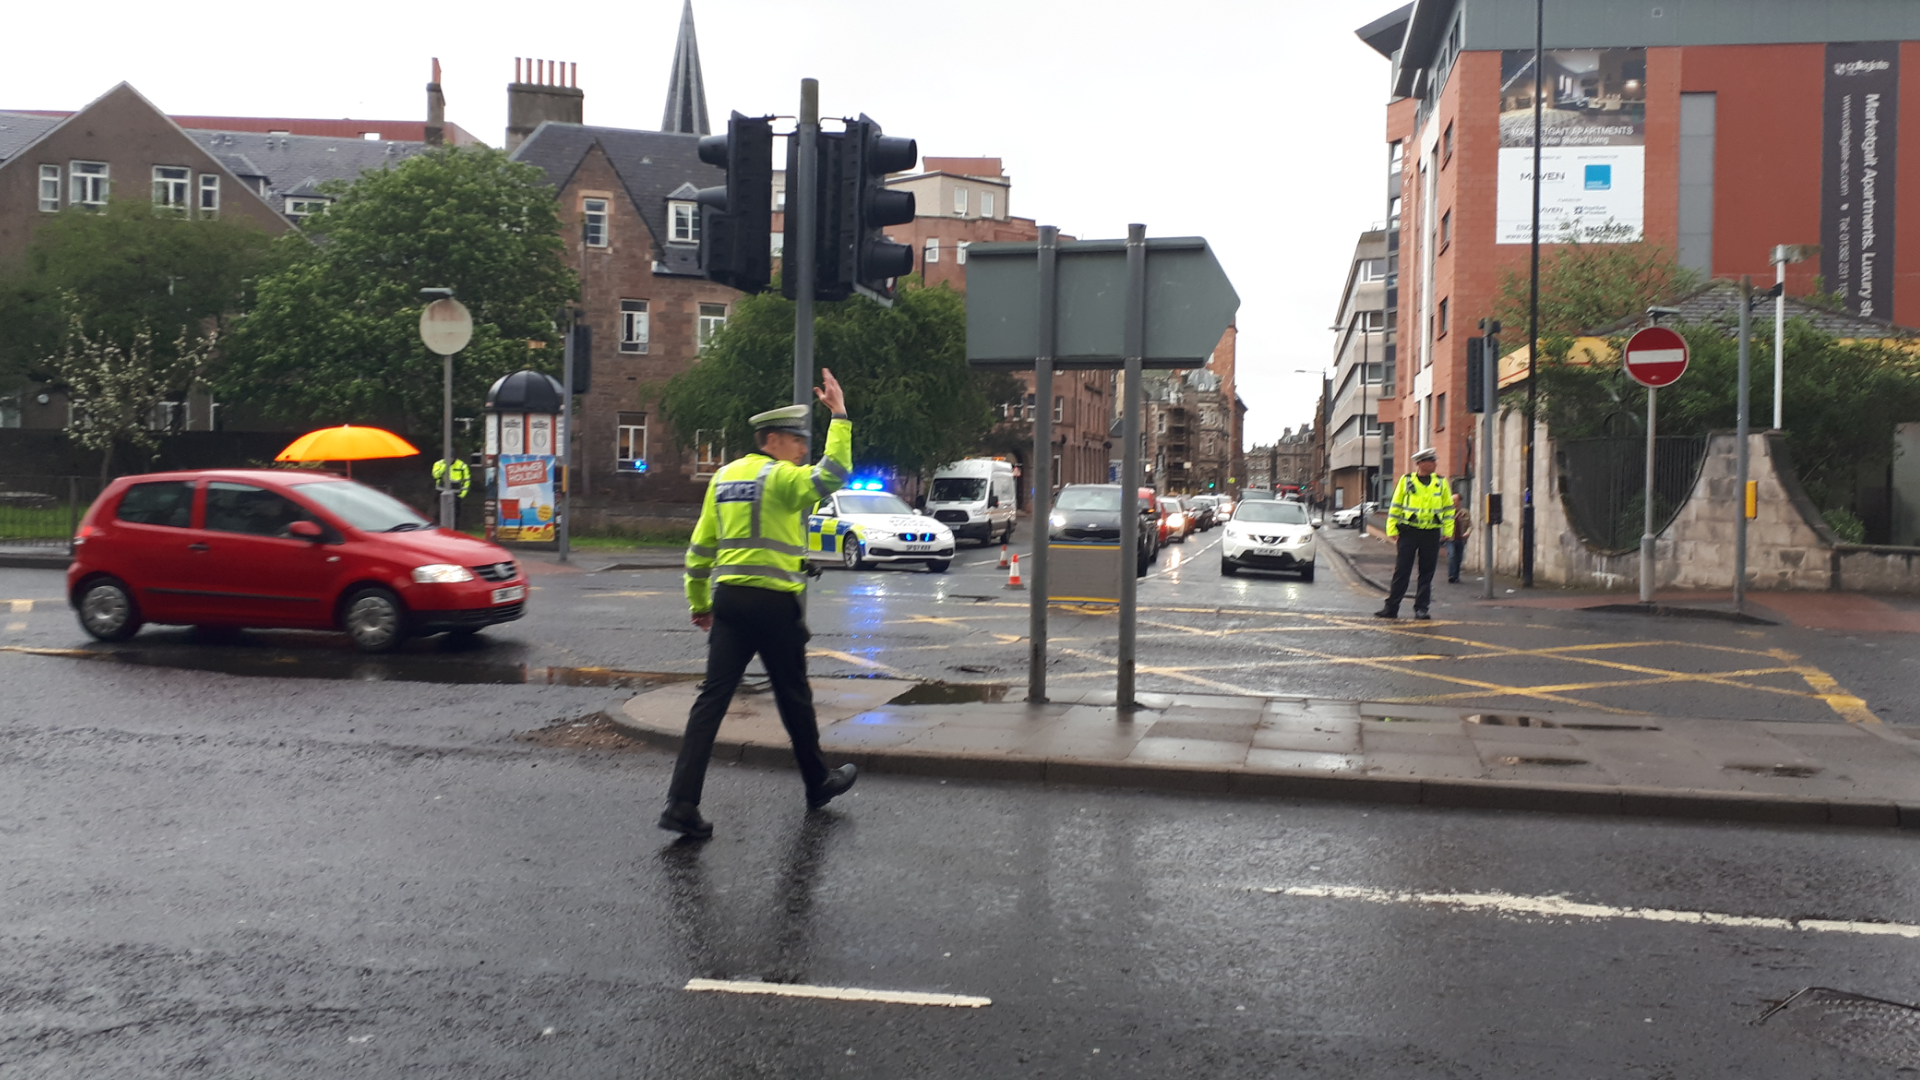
1358,0,1920,488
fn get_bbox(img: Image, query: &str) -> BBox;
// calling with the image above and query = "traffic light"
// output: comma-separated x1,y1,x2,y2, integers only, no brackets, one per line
841,114,917,301
696,112,774,294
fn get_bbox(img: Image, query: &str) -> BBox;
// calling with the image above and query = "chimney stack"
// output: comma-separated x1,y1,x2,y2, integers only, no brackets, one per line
505,56,585,153
425,57,446,148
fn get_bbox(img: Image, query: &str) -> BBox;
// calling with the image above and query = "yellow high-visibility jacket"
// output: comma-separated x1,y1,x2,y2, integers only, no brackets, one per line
1386,471,1455,538
684,417,852,613
432,458,472,498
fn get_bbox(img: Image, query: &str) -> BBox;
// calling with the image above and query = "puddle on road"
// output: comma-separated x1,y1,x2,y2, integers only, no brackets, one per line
1,644,698,690
1467,713,1663,732
1761,987,1920,1069
886,681,1011,705
1726,762,1823,779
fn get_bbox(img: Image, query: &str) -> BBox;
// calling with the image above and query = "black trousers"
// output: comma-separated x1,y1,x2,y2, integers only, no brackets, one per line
1384,526,1443,614
668,583,830,806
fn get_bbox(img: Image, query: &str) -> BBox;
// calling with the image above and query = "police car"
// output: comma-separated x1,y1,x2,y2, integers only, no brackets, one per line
808,483,957,573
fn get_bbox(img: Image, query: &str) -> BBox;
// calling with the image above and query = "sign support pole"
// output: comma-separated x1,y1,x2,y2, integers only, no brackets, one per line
441,352,456,530
558,322,574,563
1482,327,1498,600
1640,385,1656,604
1735,276,1752,614
793,78,819,616
1117,223,1146,711
1028,226,1058,703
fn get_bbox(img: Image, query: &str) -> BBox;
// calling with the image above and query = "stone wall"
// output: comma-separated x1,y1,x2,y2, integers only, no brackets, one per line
1463,410,1920,593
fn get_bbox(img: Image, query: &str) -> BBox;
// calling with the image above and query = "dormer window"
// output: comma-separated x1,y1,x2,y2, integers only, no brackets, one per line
285,196,332,222
670,200,699,244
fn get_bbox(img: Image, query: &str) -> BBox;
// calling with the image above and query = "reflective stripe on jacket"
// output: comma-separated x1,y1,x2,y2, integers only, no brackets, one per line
432,458,472,496
685,417,852,612
1386,472,1455,538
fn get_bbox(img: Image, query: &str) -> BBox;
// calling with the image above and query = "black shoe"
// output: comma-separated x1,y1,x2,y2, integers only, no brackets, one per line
1447,577,1460,584
807,764,858,810
657,800,713,839
1413,609,1432,620
1374,607,1397,619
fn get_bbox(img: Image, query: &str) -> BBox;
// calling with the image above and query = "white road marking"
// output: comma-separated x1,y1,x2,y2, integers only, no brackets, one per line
684,978,991,1008
1265,883,1920,939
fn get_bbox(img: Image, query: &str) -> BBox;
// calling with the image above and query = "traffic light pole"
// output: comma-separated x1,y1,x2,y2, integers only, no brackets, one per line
1116,223,1146,711
794,79,819,422
1482,327,1498,600
1028,226,1058,704
559,321,573,563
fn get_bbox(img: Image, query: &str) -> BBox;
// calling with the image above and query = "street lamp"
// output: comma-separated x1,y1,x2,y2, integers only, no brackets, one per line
1768,244,1818,430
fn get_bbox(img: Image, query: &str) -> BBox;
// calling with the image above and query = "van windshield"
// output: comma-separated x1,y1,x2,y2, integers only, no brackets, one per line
930,477,987,502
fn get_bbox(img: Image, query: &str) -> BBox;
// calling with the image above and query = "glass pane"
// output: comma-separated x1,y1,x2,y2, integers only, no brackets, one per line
204,482,319,537
115,481,194,528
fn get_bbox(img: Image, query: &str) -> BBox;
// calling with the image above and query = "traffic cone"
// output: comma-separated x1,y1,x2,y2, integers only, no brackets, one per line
1005,553,1024,589
997,543,1010,569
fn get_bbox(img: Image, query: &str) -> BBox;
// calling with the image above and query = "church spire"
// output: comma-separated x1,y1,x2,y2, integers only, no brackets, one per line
661,0,711,136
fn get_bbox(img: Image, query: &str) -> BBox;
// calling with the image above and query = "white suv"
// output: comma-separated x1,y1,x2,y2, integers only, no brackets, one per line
1221,499,1318,581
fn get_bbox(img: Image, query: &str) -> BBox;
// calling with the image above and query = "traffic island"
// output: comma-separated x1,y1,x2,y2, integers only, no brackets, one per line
605,679,1920,829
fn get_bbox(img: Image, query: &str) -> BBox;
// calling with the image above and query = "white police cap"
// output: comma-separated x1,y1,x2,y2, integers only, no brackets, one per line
749,404,810,433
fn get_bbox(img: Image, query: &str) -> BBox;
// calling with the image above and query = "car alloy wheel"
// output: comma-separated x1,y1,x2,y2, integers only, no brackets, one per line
78,579,142,642
842,539,867,571
343,587,405,653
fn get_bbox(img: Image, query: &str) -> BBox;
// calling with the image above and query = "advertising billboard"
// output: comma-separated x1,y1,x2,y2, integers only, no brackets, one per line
1821,42,1900,320
1497,48,1647,245
496,454,557,542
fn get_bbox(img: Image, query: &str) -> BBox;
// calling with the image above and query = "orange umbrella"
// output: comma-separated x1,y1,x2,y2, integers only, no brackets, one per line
276,425,420,478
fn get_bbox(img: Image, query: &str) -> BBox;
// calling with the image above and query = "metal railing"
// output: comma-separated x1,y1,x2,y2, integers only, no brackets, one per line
0,477,104,551
1556,437,1709,554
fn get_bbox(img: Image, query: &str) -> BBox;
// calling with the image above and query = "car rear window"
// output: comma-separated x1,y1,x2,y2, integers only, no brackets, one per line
115,481,195,528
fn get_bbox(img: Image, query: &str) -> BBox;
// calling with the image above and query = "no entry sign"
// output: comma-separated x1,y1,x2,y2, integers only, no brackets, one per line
1624,326,1689,388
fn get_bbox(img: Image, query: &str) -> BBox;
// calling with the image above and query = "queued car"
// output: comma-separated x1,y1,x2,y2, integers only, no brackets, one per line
809,488,957,573
1160,497,1198,542
1140,488,1174,549
68,469,528,652
1184,495,1219,532
1048,483,1158,576
1220,498,1319,580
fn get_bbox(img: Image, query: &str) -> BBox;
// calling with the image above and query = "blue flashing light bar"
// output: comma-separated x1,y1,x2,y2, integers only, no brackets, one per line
850,479,887,491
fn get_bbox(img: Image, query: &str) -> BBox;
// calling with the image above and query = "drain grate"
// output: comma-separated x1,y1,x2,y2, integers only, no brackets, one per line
1760,987,1920,1068
1492,755,1589,767
1726,763,1823,779
1466,714,1662,732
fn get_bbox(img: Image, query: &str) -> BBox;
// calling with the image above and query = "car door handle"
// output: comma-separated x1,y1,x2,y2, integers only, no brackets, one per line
188,542,210,552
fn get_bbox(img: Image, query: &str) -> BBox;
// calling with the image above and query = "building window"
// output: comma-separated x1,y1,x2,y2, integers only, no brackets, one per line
71,161,108,207
956,240,969,265
953,188,968,216
1388,196,1402,227
197,174,219,218
152,166,190,213
582,198,609,247
1052,454,1061,483
1361,414,1382,435
694,429,726,476
1357,309,1386,331
1156,412,1167,435
981,192,995,218
1053,396,1064,423
1389,139,1404,177
38,165,59,212
1443,122,1454,164
285,197,331,222
774,188,786,212
620,299,650,354
924,237,940,264
1436,392,1447,431
770,231,783,258
1362,362,1384,385
1359,258,1386,282
698,303,727,347
1440,210,1451,250
616,411,648,471
670,200,699,244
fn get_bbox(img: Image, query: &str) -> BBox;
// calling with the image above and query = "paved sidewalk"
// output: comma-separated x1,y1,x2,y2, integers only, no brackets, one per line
611,677,1920,829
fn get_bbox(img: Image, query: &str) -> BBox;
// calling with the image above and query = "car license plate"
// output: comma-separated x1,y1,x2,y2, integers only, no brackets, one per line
903,544,932,552
492,585,525,604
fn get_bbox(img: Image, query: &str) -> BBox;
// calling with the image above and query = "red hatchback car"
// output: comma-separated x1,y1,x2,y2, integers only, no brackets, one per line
68,469,528,652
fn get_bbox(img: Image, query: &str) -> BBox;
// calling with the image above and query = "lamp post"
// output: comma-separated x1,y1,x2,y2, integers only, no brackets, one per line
1768,244,1818,430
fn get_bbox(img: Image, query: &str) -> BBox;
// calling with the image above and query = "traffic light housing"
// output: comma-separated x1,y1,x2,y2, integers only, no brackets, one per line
696,112,774,294
842,114,917,301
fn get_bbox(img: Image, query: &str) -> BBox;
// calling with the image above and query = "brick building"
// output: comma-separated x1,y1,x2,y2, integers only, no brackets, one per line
1248,425,1315,492
1358,0,1920,491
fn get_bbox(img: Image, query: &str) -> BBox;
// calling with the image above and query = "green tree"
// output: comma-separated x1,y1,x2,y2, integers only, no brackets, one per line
217,146,577,437
0,200,273,390
1492,237,1699,362
659,278,1010,478
52,313,220,484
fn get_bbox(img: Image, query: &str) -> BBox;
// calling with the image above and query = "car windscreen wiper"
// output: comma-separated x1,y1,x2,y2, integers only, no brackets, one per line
383,522,427,532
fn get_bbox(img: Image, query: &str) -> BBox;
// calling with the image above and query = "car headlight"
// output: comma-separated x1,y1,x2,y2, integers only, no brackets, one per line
412,563,475,584
1049,512,1066,527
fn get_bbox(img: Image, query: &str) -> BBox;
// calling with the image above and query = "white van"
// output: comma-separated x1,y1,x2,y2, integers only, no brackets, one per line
925,458,1018,544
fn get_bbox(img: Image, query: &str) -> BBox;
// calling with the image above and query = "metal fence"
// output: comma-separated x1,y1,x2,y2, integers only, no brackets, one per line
0,477,104,551
1556,436,1709,553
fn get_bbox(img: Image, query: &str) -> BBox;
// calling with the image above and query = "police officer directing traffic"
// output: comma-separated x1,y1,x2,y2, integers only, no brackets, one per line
660,368,858,839
1376,447,1455,621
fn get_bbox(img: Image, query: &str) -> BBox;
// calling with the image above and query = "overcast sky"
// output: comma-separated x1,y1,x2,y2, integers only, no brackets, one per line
5,0,1397,447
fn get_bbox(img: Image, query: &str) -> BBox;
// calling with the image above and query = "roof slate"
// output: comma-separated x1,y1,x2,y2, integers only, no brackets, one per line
183,128,426,207
0,112,64,163
510,122,722,274
1589,278,1918,339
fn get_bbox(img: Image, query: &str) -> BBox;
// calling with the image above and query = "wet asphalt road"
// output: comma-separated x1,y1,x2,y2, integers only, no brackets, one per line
3,650,1918,1077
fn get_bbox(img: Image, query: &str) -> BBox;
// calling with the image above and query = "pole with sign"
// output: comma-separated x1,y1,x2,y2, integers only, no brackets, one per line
419,293,474,530
1623,324,1690,604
